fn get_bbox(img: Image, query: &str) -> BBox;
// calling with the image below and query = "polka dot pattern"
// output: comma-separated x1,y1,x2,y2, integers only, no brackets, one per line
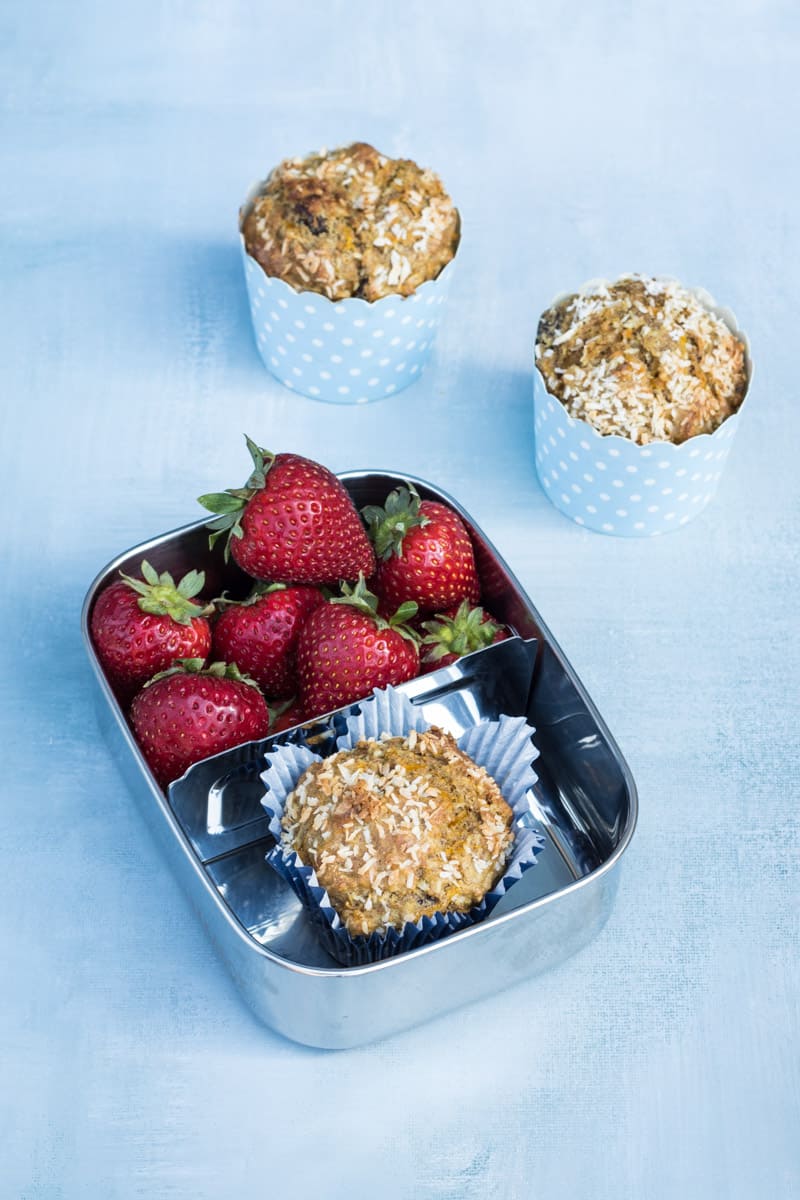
533,369,742,536
241,244,453,404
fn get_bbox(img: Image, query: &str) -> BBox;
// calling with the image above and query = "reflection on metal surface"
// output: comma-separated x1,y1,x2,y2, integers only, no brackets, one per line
81,470,638,1048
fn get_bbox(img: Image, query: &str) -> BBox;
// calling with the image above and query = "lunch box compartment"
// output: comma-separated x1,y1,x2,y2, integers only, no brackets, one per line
82,471,637,1047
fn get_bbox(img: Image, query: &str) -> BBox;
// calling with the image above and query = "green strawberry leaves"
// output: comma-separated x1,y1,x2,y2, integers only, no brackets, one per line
421,601,503,663
119,560,213,625
329,573,380,617
198,498,246,555
243,436,275,489
198,435,277,559
144,657,263,692
390,600,420,628
361,482,430,561
199,493,248,515
212,581,289,610
330,575,420,645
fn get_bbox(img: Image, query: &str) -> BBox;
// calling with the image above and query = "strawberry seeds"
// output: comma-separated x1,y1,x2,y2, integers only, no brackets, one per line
90,437,510,787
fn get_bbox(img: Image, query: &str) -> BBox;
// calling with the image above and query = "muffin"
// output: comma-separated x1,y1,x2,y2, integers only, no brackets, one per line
261,687,545,963
535,275,748,446
532,275,752,536
242,142,460,302
279,727,514,937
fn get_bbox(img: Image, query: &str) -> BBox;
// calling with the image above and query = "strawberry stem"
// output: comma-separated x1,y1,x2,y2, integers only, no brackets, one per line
361,483,430,561
119,561,212,625
329,573,381,618
212,582,288,610
198,434,276,559
144,657,263,691
421,601,502,663
329,575,420,645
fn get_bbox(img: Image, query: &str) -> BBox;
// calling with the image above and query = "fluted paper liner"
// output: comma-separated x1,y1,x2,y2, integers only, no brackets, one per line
260,686,545,965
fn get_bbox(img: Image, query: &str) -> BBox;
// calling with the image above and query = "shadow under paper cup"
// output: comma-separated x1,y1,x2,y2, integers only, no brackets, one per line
533,282,752,537
239,184,455,405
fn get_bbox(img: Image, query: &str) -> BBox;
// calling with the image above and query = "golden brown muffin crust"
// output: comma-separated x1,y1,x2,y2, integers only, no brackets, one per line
242,143,460,302
535,275,748,445
281,728,514,936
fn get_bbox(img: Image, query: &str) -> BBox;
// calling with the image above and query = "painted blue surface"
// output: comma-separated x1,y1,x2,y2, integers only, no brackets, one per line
1,2,798,1196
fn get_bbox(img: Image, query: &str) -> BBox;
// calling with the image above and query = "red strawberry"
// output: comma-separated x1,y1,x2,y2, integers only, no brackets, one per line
211,583,324,697
420,601,510,673
295,576,420,719
269,698,306,734
130,659,271,787
198,437,375,584
362,484,480,615
91,560,213,705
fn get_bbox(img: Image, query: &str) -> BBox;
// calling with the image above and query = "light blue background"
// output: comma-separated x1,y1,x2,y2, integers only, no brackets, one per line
1,2,798,1196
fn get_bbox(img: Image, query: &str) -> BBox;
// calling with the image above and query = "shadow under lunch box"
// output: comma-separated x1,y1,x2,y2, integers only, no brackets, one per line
81,471,638,1049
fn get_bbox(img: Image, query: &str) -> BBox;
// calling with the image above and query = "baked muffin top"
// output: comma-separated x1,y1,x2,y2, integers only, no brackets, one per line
280,727,514,937
535,275,748,445
242,142,460,302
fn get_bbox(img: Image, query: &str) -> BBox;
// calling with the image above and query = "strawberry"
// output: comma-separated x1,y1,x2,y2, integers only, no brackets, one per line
269,698,306,734
130,659,271,787
420,601,510,673
198,437,375,584
90,560,213,705
211,583,324,697
295,575,420,719
362,483,480,615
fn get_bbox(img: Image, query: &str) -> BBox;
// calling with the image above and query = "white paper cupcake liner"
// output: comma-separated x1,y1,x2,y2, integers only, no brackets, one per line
260,686,545,966
239,180,456,405
533,277,753,537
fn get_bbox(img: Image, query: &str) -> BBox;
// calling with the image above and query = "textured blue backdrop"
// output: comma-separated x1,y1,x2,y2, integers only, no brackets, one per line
1,2,798,1196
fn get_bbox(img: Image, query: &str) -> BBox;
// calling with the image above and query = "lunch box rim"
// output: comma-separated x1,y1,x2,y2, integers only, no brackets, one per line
80,468,639,982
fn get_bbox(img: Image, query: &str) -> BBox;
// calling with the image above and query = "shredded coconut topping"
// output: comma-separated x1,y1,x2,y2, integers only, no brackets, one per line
281,728,514,936
242,142,460,303
535,275,748,445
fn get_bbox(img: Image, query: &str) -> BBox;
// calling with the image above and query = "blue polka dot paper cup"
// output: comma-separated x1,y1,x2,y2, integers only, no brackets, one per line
239,181,455,404
533,281,752,536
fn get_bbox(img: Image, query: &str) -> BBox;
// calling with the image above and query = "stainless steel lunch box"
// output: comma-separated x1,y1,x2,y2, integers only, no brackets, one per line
81,471,638,1048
